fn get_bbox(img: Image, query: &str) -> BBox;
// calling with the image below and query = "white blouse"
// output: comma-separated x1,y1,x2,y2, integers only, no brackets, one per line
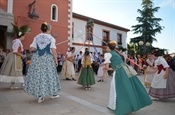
155,56,169,68
104,53,112,64
12,39,23,53
146,58,154,66
30,33,56,50
67,51,75,58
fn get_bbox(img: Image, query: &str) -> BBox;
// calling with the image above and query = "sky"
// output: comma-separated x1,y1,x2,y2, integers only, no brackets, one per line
72,0,175,54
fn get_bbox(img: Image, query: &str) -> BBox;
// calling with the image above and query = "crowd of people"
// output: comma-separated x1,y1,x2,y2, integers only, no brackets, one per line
0,22,175,115
126,53,175,85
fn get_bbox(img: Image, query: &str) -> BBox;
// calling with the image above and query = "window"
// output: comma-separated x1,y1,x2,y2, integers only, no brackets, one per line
72,22,74,39
117,33,122,45
102,30,109,46
51,4,58,21
102,30,110,54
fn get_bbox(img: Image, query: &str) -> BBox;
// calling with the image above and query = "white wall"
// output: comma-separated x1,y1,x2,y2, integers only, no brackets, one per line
72,18,127,54
7,0,13,14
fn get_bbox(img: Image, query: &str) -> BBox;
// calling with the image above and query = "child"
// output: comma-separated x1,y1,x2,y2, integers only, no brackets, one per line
97,54,107,82
77,51,95,90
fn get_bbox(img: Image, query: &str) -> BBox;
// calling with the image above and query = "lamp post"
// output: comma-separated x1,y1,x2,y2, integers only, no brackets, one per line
138,40,151,56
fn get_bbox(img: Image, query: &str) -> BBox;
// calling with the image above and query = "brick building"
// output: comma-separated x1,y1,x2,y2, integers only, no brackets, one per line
0,0,72,54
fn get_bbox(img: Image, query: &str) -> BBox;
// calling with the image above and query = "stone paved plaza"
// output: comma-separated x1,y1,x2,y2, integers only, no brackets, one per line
0,74,175,115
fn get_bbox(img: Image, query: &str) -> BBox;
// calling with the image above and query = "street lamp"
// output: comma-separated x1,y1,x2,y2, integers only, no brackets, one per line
145,42,151,47
138,41,144,46
138,40,151,55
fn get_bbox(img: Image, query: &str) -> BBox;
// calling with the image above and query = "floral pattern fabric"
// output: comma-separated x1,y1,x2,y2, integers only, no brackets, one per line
24,53,61,98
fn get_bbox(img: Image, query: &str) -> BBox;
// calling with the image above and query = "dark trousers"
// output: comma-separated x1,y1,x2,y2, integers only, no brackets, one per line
92,62,99,75
0,62,3,69
57,65,62,73
77,59,82,72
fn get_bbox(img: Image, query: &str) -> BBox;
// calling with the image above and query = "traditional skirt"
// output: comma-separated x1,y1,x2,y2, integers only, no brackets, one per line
108,64,152,115
149,68,175,99
0,53,24,83
60,60,75,79
77,66,95,86
24,53,61,98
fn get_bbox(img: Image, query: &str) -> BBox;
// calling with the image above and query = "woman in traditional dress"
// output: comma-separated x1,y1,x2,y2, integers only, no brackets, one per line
144,54,156,88
149,51,175,99
24,22,61,103
77,51,95,89
60,47,76,81
0,31,26,89
105,40,152,115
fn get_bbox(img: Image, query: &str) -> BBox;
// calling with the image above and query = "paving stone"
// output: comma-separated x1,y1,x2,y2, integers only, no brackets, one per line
0,74,175,115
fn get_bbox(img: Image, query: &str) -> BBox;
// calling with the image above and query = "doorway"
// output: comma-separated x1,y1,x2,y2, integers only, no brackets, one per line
0,25,7,51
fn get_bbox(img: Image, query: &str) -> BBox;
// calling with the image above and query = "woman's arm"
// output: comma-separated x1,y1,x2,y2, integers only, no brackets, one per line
30,47,36,52
104,63,109,70
161,57,170,79
13,52,26,59
164,67,169,79
104,63,113,70
67,56,74,63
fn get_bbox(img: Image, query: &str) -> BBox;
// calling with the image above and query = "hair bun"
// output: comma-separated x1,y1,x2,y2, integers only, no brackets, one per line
109,40,117,46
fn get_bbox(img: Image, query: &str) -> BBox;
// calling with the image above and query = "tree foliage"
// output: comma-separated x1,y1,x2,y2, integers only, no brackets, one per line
11,23,29,37
129,0,164,56
131,0,164,45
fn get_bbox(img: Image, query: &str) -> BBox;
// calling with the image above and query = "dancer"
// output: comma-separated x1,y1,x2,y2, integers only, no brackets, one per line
105,40,152,115
149,50,175,99
97,54,107,82
144,54,156,88
77,50,95,90
0,31,26,89
24,22,61,103
60,47,76,81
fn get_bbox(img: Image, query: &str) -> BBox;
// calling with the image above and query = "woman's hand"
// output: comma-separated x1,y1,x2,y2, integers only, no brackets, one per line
55,61,58,67
164,73,169,79
21,55,26,59
108,68,113,70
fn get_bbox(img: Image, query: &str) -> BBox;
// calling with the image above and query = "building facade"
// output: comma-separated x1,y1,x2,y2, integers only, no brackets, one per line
72,13,130,54
0,0,129,55
0,0,72,54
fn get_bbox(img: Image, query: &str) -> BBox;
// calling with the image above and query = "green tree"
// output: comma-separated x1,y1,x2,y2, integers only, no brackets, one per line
130,0,164,55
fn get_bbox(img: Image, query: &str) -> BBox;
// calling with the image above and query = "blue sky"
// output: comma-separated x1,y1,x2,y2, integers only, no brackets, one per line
73,0,175,54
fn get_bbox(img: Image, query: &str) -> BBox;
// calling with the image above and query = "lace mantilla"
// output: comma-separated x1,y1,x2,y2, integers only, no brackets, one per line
36,34,51,50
